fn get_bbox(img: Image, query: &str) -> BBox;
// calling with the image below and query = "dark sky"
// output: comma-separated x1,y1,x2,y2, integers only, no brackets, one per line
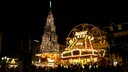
30,1,128,44
1,1,128,57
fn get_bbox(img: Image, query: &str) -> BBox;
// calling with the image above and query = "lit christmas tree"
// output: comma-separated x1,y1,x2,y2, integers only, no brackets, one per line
40,1,59,53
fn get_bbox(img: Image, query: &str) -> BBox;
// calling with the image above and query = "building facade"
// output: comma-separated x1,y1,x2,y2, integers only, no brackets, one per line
0,32,2,54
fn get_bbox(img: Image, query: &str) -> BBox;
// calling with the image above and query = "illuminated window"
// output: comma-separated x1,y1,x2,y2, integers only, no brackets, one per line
73,50,80,55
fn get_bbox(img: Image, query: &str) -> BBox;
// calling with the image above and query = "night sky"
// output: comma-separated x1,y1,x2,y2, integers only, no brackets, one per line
1,1,128,57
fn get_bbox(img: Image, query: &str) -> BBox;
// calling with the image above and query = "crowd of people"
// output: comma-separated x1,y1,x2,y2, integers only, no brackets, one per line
0,62,128,72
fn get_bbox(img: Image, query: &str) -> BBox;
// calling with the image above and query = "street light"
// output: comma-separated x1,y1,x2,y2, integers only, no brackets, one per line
34,40,39,43
1,56,7,60
1,56,8,64
4,56,7,60
2,57,4,60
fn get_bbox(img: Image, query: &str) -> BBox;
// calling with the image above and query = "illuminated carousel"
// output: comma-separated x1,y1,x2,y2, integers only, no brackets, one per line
60,24,109,65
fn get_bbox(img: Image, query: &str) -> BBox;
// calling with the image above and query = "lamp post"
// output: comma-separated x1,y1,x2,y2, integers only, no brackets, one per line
1,56,8,72
2,56,8,62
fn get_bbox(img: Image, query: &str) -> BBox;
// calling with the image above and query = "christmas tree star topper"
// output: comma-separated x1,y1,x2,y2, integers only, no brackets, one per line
50,0,51,8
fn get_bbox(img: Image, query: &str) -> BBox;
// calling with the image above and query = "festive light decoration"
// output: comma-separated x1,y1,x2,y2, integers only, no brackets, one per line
60,24,109,65
40,9,59,53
